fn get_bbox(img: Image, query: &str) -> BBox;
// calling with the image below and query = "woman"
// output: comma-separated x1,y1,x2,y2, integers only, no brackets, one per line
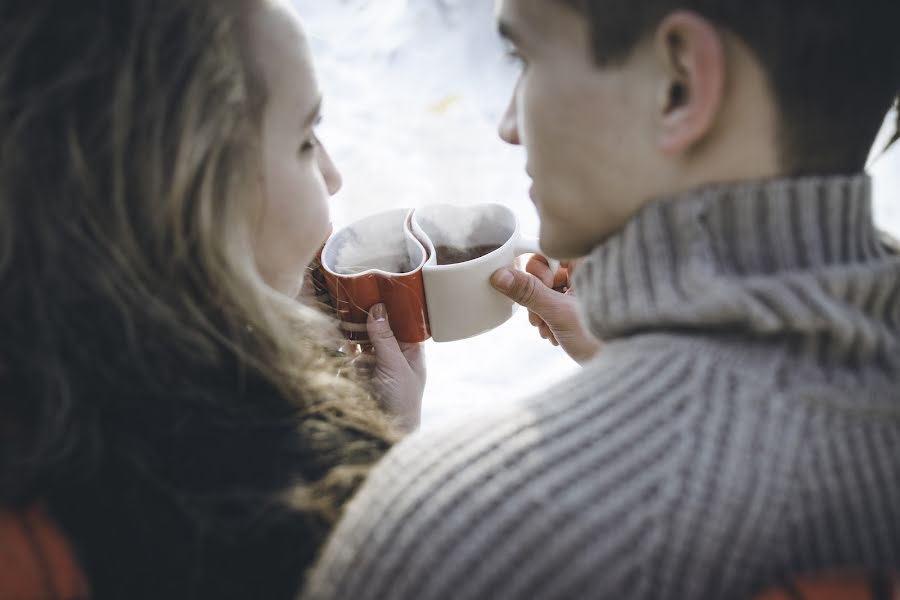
0,0,425,598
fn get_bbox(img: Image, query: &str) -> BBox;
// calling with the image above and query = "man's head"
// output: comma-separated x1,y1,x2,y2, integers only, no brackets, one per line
496,0,900,258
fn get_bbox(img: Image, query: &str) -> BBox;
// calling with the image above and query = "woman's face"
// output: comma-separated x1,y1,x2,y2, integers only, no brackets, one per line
248,1,341,298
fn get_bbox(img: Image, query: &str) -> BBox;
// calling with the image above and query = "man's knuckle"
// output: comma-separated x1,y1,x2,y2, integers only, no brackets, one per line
516,276,539,306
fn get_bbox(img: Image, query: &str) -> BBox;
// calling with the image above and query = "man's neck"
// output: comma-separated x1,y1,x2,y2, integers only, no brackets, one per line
675,32,783,195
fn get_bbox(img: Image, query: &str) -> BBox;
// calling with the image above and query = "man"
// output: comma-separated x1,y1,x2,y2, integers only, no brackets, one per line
305,1,900,598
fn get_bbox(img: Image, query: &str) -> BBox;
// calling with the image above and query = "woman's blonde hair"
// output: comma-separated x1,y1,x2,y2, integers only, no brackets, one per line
0,0,393,594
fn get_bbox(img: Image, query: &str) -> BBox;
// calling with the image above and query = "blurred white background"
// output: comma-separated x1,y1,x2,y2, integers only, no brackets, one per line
294,0,900,427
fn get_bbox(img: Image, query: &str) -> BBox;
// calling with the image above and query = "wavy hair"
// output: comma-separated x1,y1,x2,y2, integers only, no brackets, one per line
0,0,394,597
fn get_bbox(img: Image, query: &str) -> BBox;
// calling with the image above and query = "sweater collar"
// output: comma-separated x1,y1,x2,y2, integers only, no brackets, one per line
574,175,900,348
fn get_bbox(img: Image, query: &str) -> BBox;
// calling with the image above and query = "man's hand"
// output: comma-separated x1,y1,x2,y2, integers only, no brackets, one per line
491,257,601,364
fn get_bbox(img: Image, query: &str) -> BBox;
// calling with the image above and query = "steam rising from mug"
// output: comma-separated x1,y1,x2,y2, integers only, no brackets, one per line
333,210,419,275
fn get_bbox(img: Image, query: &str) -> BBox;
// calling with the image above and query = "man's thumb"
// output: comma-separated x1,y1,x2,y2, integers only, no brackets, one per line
491,267,553,313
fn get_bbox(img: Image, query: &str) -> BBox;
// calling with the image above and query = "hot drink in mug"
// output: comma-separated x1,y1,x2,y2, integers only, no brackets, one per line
318,203,557,343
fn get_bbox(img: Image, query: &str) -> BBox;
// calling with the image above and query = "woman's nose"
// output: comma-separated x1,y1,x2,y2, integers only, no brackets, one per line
318,145,343,196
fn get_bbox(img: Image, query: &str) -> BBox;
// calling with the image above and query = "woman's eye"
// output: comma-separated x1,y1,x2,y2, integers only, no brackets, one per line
300,115,324,155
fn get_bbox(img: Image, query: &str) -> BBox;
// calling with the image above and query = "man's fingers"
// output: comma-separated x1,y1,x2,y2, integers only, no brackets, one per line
524,255,556,287
537,323,560,346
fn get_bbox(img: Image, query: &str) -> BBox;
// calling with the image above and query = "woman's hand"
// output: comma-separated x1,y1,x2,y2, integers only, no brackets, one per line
300,265,425,432
361,304,426,433
491,256,601,364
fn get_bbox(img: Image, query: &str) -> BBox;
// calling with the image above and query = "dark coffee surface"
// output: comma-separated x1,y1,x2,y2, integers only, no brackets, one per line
434,244,501,265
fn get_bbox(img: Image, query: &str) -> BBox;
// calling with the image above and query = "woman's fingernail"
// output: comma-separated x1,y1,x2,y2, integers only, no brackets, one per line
491,269,515,292
372,303,387,322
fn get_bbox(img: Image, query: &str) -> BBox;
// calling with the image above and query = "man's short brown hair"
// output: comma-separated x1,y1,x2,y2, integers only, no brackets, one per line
564,0,900,174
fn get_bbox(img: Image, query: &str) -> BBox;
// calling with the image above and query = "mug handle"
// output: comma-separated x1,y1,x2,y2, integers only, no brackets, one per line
514,236,561,275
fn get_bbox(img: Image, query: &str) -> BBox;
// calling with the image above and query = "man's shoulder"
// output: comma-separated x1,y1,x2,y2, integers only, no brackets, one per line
305,341,750,599
306,334,898,600
366,334,763,501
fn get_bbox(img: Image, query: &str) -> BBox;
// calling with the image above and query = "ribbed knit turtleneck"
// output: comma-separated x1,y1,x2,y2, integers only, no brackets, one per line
577,175,896,345
306,175,900,600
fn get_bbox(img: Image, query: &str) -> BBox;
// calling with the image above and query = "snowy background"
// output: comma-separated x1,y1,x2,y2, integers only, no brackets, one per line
294,0,900,427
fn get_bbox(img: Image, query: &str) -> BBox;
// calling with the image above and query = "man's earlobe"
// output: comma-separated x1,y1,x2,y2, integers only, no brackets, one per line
655,11,725,155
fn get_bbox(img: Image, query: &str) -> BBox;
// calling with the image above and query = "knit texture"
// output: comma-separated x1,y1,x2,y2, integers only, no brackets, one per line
304,175,900,600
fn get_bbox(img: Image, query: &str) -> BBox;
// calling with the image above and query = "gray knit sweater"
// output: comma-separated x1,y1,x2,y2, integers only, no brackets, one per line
305,175,900,600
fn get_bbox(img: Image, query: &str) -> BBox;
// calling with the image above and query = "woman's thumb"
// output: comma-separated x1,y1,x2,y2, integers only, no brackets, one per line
366,304,403,365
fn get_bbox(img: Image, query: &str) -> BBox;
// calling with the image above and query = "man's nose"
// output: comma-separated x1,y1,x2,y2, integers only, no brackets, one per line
498,94,521,145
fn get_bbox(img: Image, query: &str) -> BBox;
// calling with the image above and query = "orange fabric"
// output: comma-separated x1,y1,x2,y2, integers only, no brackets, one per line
754,572,900,600
0,504,90,600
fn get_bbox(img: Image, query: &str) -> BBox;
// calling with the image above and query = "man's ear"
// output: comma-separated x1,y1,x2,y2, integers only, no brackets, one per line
654,11,725,155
